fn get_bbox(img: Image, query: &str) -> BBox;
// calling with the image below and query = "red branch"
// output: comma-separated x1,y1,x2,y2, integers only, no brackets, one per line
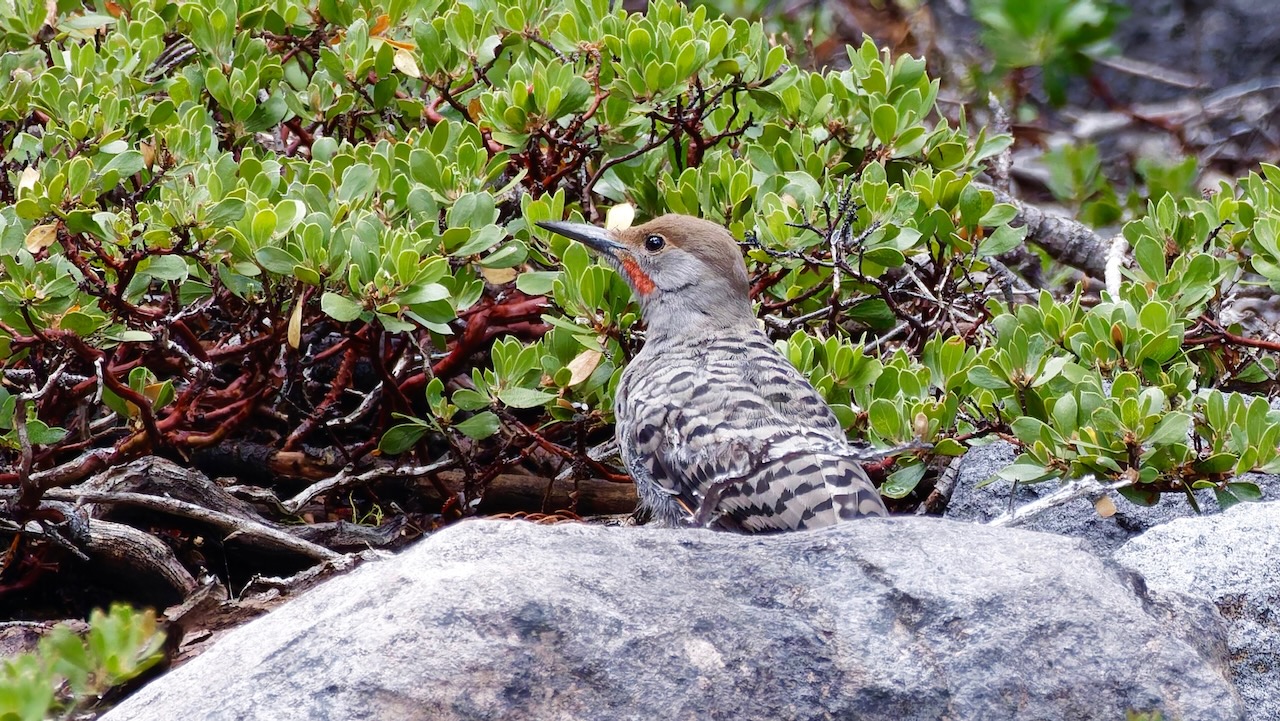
401,294,550,395
284,342,359,450
1185,330,1280,353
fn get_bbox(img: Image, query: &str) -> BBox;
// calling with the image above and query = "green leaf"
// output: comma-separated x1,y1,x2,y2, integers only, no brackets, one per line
251,208,278,246
452,226,504,256
1051,393,1077,432
64,209,111,240
379,423,429,454
846,298,895,330
1226,481,1263,502
255,247,301,274
496,386,558,409
515,271,559,296
996,462,1055,483
977,223,1026,256
377,313,415,333
401,283,449,304
871,103,898,145
205,198,246,226
143,256,189,282
1146,412,1190,445
320,292,364,322
1118,485,1161,506
22,420,67,446
1031,356,1070,387
780,171,822,205
455,411,500,439
958,184,983,226
1133,236,1166,281
293,265,322,285
1215,486,1242,511
449,192,498,229
482,241,528,268
747,88,781,112
338,164,376,204
1195,453,1237,474
931,438,967,456
862,247,905,268
60,311,105,336
979,203,1018,226
879,462,926,498
452,389,491,411
968,365,1009,390
1010,416,1053,445
100,150,145,179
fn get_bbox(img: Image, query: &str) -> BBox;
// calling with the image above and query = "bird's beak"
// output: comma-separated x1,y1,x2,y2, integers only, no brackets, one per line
536,220,625,259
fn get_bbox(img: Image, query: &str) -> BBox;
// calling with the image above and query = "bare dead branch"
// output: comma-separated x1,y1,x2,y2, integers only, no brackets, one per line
975,182,1111,279
86,518,198,597
42,488,342,562
987,476,1131,527
281,455,456,515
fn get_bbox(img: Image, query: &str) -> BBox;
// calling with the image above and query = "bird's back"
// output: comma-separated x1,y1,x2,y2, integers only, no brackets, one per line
615,327,888,531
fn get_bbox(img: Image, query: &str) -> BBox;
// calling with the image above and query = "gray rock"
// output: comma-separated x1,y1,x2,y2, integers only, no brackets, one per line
945,440,1280,553
103,518,1242,721
1115,502,1280,720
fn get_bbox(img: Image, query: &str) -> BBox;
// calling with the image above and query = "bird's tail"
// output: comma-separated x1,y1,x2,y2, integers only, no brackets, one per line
715,452,888,532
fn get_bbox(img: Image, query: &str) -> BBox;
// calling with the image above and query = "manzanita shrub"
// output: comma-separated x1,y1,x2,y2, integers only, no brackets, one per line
1,0,1278,553
0,604,166,720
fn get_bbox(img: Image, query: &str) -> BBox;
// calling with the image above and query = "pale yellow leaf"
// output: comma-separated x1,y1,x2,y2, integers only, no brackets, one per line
18,166,38,193
393,48,421,79
481,266,517,284
288,299,303,349
605,203,635,231
1094,495,1117,518
913,412,929,439
24,223,58,253
566,349,603,385
142,382,166,404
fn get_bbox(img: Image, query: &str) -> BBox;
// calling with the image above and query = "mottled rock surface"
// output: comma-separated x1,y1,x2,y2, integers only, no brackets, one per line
104,518,1241,721
1115,502,1280,721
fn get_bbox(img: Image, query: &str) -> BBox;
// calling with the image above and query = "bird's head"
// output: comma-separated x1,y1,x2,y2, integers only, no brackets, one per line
537,214,754,338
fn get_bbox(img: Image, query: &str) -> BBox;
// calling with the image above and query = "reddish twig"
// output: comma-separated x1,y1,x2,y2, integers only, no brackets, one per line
285,342,359,450
1185,329,1280,353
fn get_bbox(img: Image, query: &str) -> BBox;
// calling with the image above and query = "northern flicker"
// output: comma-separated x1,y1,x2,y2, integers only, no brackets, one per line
538,214,889,531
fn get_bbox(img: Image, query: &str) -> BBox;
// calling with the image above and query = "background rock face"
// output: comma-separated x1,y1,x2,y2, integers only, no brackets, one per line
103,519,1242,721
1115,502,1280,721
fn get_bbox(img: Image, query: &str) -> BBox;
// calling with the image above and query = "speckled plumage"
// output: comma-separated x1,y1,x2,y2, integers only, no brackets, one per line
616,328,887,531
538,214,888,531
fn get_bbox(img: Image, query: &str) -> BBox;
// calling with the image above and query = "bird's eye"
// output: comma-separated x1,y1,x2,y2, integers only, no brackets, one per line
644,234,666,252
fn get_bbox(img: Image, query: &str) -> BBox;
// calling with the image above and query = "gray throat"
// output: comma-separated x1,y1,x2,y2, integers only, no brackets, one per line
639,294,758,348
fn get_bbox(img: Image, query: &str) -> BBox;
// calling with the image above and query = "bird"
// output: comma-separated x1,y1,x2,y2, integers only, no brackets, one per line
537,213,889,532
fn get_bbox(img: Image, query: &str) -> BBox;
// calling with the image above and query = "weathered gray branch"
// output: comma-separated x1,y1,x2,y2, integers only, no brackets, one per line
86,518,198,597
975,182,1111,279
43,488,342,562
987,476,1131,527
281,456,456,515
